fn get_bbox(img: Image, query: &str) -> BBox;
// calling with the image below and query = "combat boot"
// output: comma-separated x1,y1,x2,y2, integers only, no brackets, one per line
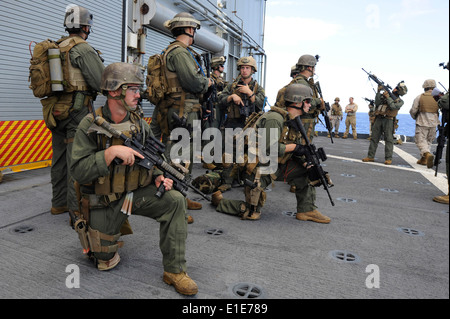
187,198,202,210
217,183,231,192
163,271,198,295
433,194,449,205
51,206,68,215
362,157,374,162
425,152,434,168
211,190,223,206
202,162,216,170
187,215,194,224
296,210,330,223
342,134,348,139
417,155,427,165
384,160,392,165
334,133,340,138
241,211,261,220
97,252,121,271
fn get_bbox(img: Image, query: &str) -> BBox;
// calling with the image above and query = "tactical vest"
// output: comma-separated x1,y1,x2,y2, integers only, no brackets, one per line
331,103,342,116
227,76,259,119
164,41,203,106
84,109,153,202
375,94,401,118
419,92,439,113
57,36,89,92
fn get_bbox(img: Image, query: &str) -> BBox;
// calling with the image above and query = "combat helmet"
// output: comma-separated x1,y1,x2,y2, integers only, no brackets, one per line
422,79,436,89
396,81,408,96
101,62,144,95
164,12,201,36
211,56,226,69
64,5,93,30
284,83,313,104
296,55,317,68
237,56,257,72
335,97,340,102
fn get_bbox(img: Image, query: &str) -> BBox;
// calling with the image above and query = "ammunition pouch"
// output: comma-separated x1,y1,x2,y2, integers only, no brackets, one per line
41,95,58,129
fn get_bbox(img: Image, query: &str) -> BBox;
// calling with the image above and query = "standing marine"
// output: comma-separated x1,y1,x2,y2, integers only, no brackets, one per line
218,56,266,190
330,97,343,138
41,6,105,217
148,12,212,210
409,79,439,166
362,82,408,165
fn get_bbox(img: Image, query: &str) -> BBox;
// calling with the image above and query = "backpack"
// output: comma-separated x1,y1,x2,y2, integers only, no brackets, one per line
28,39,60,98
145,44,180,106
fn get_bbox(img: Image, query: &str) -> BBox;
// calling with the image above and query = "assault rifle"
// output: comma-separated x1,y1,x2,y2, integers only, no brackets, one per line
433,108,448,176
172,112,192,134
362,68,398,100
364,97,376,113
202,53,217,125
94,116,211,202
238,78,255,118
314,81,333,143
439,62,448,70
288,116,335,206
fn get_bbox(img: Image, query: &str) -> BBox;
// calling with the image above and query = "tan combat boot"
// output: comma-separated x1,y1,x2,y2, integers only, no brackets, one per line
433,194,449,205
296,210,331,223
202,162,216,170
211,190,223,206
342,134,348,139
163,271,198,295
417,155,427,165
187,215,194,224
97,252,121,271
51,206,68,215
425,152,434,168
186,198,202,210
334,133,340,138
384,160,392,165
362,157,374,162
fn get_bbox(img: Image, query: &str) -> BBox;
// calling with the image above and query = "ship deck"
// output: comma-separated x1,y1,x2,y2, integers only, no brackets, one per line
1,134,448,307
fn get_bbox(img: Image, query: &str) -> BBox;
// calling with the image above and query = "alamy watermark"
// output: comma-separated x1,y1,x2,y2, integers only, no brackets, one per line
170,120,279,175
365,264,380,289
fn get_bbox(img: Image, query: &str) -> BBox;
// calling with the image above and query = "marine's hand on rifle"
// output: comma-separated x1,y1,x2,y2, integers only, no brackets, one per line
155,175,173,192
105,145,144,166
229,94,244,106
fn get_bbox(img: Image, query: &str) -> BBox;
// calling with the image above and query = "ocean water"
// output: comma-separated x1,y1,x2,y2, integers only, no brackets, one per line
315,112,417,137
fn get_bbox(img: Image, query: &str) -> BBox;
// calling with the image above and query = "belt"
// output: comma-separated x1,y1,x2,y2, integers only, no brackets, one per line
376,115,394,120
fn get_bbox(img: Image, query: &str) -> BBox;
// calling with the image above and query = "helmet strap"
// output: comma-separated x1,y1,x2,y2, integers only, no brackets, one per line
108,85,135,112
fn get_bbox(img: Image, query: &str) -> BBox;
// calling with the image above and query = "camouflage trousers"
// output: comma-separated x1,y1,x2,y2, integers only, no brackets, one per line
50,107,89,212
414,124,436,157
367,117,395,160
88,184,188,273
216,160,317,217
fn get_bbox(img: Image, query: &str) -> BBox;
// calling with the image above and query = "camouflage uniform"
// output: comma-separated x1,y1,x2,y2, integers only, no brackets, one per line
364,84,407,163
49,9,105,215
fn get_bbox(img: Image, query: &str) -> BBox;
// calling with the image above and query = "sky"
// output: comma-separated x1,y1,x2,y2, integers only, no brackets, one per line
263,0,450,114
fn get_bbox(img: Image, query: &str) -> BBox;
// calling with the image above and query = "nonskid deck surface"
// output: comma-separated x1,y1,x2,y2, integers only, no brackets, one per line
0,136,448,300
